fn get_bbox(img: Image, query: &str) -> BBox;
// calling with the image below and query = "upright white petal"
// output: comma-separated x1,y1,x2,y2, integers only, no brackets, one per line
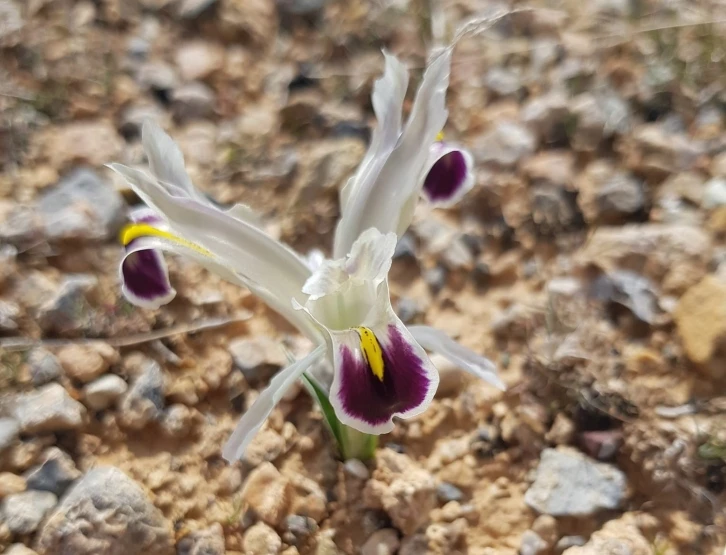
408,325,506,390
334,48,452,257
222,345,326,462
142,121,200,199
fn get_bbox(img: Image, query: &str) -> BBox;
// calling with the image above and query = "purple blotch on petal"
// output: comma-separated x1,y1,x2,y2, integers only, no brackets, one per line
121,240,174,305
337,325,432,427
423,149,469,203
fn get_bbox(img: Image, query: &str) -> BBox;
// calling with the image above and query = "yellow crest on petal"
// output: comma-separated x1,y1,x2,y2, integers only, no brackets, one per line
356,327,385,382
120,223,212,257
435,131,445,142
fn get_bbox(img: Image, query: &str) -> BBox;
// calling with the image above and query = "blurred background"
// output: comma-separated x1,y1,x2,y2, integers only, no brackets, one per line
1,0,725,553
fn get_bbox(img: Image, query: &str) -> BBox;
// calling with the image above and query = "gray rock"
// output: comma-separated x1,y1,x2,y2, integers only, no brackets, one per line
36,274,98,336
119,104,165,138
596,173,645,221
4,543,40,555
37,169,125,242
177,0,218,18
24,447,81,496
524,447,627,516
0,244,17,286
393,233,417,260
424,266,447,295
554,535,587,553
520,530,548,555
473,121,536,168
36,467,174,555
1,490,57,534
83,374,128,411
0,417,20,451
0,202,43,248
570,90,631,151
171,82,216,121
395,297,421,324
119,357,165,429
343,459,370,480
0,0,24,40
521,90,569,141
436,482,464,503
484,67,524,97
703,178,726,209
27,349,63,386
177,523,225,555
137,61,179,92
0,299,20,331
361,528,400,555
228,336,285,385
12,383,86,434
284,514,317,538
589,270,659,324
276,0,326,16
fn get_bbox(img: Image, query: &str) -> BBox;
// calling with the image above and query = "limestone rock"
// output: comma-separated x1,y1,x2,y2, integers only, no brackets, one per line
83,374,128,411
361,528,400,555
524,447,627,516
12,384,86,434
24,447,81,496
242,522,282,555
1,490,57,534
36,467,173,555
241,462,292,527
363,449,437,535
58,343,116,384
177,523,225,555
562,513,651,554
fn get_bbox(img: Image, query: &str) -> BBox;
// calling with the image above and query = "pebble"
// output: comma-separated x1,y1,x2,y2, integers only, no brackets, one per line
4,544,39,555
118,103,165,138
484,67,524,97
36,274,99,336
0,472,27,497
37,168,126,241
58,343,116,384
119,356,165,429
520,530,548,555
175,40,225,82
0,300,20,331
283,514,317,541
36,466,173,555
524,447,627,516
12,383,86,434
561,513,650,554
472,121,536,168
26,349,63,386
276,0,327,17
1,490,58,534
363,449,437,535
242,522,282,555
24,447,81,496
436,482,464,503
83,374,128,410
521,90,569,142
0,202,44,248
228,336,286,385
160,404,196,437
177,522,226,555
343,459,370,480
171,82,216,120
241,462,292,527
178,0,218,18
44,121,124,169
588,270,659,324
703,178,726,209
554,536,587,553
576,162,645,224
137,61,179,92
361,528,400,555
674,275,726,379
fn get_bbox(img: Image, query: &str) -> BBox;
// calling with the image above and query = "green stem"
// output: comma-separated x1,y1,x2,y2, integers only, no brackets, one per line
340,426,378,461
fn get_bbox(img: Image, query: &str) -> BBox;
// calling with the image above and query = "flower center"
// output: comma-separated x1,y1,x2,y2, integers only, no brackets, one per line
356,327,385,382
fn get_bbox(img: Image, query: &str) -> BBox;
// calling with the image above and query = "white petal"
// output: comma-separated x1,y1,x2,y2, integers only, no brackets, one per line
420,142,475,208
141,121,201,200
334,48,452,257
222,345,326,462
408,325,506,390
303,228,396,300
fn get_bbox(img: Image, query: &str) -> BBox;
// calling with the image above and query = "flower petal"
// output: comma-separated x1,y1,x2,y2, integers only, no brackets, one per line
421,142,475,207
109,164,311,308
408,325,505,390
142,121,201,200
334,48,452,257
222,345,326,462
121,242,176,309
329,320,439,434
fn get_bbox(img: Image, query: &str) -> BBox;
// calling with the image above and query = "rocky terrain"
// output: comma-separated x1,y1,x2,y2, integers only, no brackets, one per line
1,0,725,553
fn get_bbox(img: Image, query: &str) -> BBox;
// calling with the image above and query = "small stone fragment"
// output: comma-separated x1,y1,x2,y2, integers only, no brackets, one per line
562,513,651,554
12,383,86,434
674,275,726,379
520,530,548,555
171,82,216,120
26,349,63,386
83,374,128,410
524,447,627,516
160,404,195,437
24,447,81,496
119,356,165,429
177,523,225,555
361,528,400,555
4,543,40,555
1,490,57,534
36,275,99,336
175,41,225,82
0,472,27,497
241,462,292,527
473,121,536,168
0,418,20,452
242,522,282,555
36,466,173,555
43,122,124,170
436,482,464,503
343,459,370,480
58,344,113,383
363,449,437,535
228,336,286,385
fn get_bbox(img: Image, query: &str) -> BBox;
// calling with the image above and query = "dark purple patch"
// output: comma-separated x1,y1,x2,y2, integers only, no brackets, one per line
337,326,432,427
422,150,468,202
121,242,173,303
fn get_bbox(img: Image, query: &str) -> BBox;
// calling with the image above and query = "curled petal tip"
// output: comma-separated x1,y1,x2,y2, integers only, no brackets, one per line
120,247,176,309
422,143,475,207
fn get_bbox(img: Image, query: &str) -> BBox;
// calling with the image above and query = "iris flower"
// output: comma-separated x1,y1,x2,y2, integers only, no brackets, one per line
109,46,503,463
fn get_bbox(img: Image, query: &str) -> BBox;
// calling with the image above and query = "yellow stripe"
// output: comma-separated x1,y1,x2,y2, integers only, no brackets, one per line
356,327,385,382
435,131,444,142
120,223,212,256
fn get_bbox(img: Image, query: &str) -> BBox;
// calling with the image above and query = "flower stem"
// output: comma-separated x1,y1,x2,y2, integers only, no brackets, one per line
340,425,378,461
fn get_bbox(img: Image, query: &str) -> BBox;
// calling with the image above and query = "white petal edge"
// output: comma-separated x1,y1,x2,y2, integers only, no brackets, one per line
142,121,201,200
222,344,326,462
120,242,176,309
408,325,506,390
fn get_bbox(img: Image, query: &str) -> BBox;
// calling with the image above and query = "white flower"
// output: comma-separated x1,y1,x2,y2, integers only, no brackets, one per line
110,47,502,463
